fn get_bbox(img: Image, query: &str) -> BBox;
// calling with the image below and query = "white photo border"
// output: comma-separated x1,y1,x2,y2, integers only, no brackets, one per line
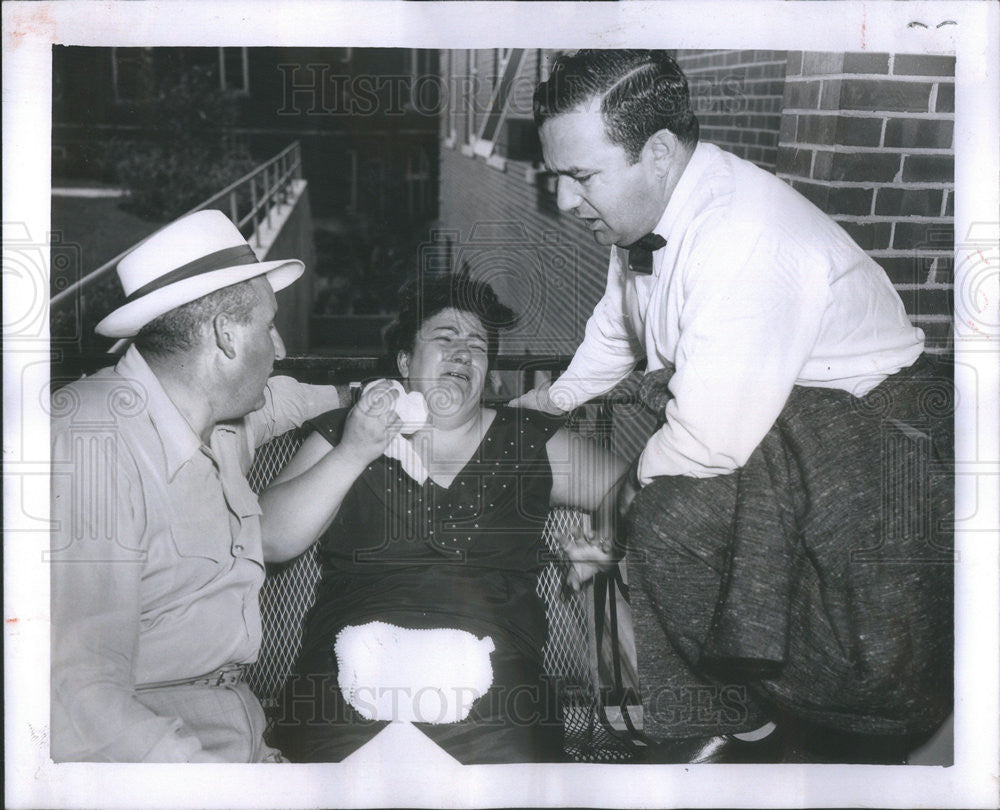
4,2,998,808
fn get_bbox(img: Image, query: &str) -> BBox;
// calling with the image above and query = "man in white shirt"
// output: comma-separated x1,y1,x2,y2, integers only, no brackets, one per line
515,50,953,763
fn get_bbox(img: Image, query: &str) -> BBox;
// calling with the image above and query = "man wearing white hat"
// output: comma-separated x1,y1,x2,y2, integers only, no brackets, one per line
50,210,343,762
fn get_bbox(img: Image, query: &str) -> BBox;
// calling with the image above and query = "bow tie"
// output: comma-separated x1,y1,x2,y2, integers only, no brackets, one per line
624,232,667,274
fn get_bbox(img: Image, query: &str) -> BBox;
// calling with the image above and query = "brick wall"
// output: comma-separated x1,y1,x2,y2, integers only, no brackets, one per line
674,49,787,172
439,49,610,355
439,48,956,359
438,145,608,356
778,51,955,351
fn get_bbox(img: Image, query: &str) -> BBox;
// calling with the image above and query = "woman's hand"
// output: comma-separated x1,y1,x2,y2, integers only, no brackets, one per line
339,380,404,465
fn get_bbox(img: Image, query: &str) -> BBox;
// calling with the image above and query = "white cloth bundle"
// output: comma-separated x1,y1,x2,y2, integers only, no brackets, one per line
362,379,430,484
334,621,496,724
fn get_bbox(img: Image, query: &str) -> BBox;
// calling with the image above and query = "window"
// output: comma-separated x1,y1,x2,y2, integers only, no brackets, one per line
464,50,478,150
410,48,435,79
408,49,440,115
473,49,525,161
111,47,153,102
406,147,432,217
346,149,358,212
443,51,457,146
219,47,249,94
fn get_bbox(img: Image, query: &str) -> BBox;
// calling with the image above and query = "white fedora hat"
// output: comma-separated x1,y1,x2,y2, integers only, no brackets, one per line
95,209,304,338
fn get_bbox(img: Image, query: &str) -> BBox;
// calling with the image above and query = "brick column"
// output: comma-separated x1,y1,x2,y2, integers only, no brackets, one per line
777,52,955,351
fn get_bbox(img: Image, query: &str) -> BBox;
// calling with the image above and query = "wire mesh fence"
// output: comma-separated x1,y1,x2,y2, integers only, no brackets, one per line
245,416,639,761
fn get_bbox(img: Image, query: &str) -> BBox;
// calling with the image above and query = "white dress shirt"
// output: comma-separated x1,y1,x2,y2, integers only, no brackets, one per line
549,142,924,482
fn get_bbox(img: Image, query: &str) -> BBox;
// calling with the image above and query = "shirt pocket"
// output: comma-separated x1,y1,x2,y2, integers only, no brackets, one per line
219,470,265,565
223,472,264,521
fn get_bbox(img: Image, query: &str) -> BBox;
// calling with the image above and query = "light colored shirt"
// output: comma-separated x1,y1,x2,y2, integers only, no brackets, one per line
50,346,340,762
549,142,924,482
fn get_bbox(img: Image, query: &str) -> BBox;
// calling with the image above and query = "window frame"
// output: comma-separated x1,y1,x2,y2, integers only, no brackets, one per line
110,46,153,103
218,47,250,95
471,48,525,162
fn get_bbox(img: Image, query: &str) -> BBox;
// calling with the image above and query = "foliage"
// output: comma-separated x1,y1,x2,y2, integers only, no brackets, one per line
112,64,256,221
115,147,256,222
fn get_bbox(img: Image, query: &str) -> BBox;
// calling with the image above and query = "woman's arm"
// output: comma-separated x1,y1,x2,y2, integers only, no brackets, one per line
546,427,628,512
545,428,629,589
259,382,403,563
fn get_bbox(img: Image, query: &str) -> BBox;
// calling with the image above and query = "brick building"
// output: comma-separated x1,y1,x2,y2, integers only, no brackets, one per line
436,49,955,356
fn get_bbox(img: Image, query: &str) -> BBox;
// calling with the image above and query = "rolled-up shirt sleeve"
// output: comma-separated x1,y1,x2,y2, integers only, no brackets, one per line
50,426,206,762
637,229,829,481
548,251,641,412
244,377,343,449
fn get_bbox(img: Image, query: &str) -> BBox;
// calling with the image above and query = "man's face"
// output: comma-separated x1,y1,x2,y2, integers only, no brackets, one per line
540,104,665,247
230,277,285,416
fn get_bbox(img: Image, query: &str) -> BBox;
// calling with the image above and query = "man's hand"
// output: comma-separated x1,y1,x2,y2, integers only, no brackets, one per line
558,513,621,592
339,380,404,465
508,380,566,415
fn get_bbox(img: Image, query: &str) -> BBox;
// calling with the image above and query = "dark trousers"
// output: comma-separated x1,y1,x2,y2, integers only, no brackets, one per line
626,356,954,744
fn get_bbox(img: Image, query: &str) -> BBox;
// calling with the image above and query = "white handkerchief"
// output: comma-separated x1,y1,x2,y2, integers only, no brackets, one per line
361,379,430,483
385,434,428,485
335,622,496,724
363,379,428,435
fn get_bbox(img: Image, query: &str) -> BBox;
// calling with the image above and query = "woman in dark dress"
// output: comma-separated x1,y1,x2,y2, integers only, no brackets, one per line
261,275,626,764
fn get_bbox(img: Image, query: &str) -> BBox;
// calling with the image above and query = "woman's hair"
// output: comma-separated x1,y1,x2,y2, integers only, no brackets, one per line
533,49,699,163
384,273,517,370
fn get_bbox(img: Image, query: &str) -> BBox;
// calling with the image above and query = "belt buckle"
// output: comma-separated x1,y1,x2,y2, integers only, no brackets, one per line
213,666,244,687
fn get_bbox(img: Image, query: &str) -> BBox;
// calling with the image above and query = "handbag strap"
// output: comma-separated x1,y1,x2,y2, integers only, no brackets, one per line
592,566,644,754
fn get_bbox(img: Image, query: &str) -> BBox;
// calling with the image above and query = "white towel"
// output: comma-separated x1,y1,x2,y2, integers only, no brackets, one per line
362,379,430,484
334,622,496,724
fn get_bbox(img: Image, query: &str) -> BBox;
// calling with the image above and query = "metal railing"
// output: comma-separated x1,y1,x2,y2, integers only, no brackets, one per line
51,141,303,311
54,352,577,389
50,352,622,448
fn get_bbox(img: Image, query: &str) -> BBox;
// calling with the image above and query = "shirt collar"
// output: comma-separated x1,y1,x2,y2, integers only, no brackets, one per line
115,345,203,479
654,141,714,239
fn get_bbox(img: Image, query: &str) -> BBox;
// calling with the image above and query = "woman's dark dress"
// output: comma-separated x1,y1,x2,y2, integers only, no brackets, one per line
272,406,567,763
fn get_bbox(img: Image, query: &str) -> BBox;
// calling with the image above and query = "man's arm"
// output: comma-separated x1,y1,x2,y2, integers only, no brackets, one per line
545,428,629,589
636,228,828,482
50,427,211,762
244,376,344,449
259,381,403,563
511,251,640,413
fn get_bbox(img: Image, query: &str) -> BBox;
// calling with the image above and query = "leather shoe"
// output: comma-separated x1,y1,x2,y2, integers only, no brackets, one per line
640,728,784,764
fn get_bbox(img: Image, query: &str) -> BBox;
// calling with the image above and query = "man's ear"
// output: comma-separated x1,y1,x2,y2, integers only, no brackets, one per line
397,350,410,378
213,312,238,359
646,129,681,176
